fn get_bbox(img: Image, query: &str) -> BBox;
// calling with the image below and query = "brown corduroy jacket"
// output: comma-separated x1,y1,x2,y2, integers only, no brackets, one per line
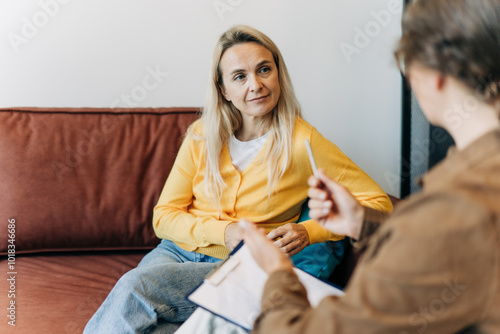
254,129,500,334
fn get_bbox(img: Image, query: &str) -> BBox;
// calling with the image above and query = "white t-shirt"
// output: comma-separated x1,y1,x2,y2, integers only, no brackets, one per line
228,132,270,172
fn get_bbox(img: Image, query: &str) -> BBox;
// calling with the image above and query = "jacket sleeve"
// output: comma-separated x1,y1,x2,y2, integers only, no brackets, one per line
300,128,393,244
254,192,495,333
152,131,232,248
351,206,390,250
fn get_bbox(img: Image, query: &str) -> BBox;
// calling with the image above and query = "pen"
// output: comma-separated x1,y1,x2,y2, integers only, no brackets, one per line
305,139,318,178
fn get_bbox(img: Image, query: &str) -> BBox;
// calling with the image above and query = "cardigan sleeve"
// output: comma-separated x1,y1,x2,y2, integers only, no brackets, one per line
300,128,393,244
152,129,232,248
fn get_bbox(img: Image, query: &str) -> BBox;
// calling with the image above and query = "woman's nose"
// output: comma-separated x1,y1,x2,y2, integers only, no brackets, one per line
248,75,263,92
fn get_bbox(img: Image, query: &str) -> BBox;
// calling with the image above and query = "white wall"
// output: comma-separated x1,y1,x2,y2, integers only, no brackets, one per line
0,0,402,196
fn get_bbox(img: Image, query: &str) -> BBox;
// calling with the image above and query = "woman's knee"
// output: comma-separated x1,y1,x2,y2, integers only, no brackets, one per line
114,266,157,295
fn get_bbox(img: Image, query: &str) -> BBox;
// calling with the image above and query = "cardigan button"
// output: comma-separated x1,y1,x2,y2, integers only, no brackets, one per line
229,198,234,203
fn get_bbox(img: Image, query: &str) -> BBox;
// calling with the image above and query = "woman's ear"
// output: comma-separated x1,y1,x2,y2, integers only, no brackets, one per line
219,85,231,102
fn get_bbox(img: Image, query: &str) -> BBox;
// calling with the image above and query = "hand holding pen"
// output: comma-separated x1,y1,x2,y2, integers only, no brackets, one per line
305,139,364,240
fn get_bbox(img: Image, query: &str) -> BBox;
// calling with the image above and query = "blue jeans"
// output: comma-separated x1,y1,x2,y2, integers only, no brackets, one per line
83,240,221,334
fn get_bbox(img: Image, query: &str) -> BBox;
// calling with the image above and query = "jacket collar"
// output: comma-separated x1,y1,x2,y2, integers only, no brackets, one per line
422,129,500,191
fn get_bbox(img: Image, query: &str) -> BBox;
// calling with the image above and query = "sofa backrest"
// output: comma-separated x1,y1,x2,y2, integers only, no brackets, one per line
0,107,200,255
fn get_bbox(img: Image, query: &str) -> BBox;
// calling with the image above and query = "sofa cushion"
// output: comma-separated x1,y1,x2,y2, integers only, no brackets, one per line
0,252,146,333
0,107,200,255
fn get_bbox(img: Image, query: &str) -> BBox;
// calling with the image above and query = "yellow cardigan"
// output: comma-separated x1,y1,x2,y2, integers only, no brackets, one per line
153,118,392,259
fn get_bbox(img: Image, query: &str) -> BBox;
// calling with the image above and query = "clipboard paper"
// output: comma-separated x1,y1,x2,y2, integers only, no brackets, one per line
187,243,344,330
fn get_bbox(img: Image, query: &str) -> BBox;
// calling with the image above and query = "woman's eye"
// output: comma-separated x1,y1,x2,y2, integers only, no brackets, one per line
234,74,245,81
260,67,270,74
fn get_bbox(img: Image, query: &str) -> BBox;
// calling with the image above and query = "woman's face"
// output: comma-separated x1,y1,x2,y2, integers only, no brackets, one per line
219,42,281,122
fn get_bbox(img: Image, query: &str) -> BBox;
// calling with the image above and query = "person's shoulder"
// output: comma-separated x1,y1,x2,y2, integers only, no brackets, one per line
364,186,497,275
178,119,206,158
188,119,205,136
294,117,313,133
389,185,493,238
294,118,322,141
293,118,342,153
294,117,311,128
185,119,207,143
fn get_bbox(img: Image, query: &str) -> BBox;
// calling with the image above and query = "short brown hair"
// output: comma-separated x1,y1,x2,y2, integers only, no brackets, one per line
395,0,500,107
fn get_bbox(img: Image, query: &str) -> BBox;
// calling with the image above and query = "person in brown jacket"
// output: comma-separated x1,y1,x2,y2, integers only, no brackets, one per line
241,0,500,333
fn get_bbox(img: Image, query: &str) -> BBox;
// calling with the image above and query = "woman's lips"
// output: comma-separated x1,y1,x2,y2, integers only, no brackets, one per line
249,95,269,102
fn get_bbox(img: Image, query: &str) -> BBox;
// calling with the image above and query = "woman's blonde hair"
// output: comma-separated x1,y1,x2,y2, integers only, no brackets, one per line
197,25,302,212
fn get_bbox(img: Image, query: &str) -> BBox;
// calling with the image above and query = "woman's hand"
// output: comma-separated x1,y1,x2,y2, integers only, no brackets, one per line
239,219,293,275
224,223,244,252
308,169,364,240
266,223,310,257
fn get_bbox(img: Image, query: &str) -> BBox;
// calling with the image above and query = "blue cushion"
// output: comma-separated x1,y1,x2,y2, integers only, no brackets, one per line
290,200,345,281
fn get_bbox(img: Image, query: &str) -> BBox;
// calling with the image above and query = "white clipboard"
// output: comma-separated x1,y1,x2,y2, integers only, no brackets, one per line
187,242,344,330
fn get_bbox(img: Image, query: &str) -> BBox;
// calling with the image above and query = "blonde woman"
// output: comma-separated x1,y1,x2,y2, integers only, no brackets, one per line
84,25,392,334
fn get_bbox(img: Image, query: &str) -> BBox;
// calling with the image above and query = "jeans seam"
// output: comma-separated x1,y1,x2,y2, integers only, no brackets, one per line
158,304,197,315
